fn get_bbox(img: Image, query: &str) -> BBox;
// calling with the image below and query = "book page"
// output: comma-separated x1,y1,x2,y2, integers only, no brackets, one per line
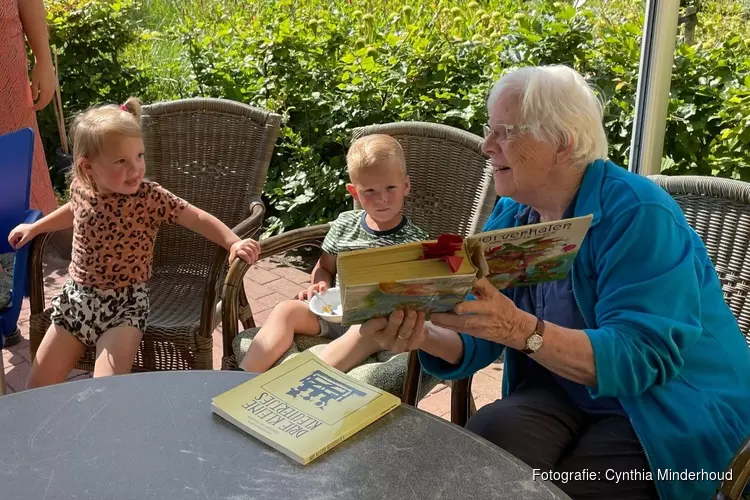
466,215,593,290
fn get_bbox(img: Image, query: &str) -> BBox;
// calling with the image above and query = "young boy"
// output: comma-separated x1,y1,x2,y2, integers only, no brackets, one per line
240,134,429,373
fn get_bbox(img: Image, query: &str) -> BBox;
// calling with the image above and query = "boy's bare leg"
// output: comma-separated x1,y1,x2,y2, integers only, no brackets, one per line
26,323,86,389
317,325,382,372
240,300,321,373
94,326,143,377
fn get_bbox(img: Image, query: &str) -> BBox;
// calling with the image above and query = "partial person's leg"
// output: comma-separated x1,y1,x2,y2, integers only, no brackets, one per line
317,325,382,372
26,324,86,388
465,380,586,471
93,326,143,377
240,300,321,372
0,19,57,216
553,415,658,499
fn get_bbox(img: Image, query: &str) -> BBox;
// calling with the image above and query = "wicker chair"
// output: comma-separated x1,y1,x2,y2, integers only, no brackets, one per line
28,98,282,372
222,121,496,404
449,174,750,499
650,175,750,500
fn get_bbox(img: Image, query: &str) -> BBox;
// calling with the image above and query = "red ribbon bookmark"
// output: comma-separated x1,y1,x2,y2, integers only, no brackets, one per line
420,234,465,273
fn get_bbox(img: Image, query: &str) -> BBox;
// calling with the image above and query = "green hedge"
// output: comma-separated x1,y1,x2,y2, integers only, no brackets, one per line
41,0,750,234
38,0,150,191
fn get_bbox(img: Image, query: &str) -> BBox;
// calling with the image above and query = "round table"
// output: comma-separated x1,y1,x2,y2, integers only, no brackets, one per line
0,371,569,499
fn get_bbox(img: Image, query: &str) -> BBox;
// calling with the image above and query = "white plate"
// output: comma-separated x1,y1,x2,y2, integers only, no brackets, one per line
308,287,343,324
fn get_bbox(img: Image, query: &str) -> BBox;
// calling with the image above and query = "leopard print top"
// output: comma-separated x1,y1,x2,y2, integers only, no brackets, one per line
68,179,188,290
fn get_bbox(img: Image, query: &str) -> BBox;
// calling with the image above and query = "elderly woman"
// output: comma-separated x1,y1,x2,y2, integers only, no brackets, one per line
359,65,750,500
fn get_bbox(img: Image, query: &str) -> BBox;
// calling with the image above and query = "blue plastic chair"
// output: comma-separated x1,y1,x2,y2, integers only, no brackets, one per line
0,128,43,351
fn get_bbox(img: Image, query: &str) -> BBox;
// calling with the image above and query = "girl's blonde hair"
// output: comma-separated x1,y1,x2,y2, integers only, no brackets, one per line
69,97,143,190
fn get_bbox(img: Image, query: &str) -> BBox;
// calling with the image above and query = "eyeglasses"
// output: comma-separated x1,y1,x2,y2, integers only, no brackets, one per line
483,123,535,141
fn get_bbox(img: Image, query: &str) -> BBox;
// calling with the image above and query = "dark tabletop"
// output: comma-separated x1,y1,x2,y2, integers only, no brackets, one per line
0,371,569,499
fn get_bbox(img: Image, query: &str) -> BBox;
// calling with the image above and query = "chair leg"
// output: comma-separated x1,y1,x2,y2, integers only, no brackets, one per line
401,350,421,405
714,433,750,500
469,392,477,417
0,351,6,396
450,376,473,427
3,328,20,347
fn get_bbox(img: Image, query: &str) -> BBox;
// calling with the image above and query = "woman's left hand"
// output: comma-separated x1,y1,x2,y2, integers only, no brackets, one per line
430,278,534,350
30,59,55,111
229,238,261,265
360,309,428,354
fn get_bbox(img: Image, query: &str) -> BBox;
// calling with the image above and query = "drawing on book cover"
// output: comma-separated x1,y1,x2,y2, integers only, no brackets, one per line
262,359,383,425
343,275,475,326
287,370,367,408
481,236,579,289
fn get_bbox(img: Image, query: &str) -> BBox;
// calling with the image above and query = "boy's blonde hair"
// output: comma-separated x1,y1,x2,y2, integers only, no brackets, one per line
69,97,143,190
346,134,406,181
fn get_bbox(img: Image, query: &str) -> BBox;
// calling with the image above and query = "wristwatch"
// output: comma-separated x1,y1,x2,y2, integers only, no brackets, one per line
521,317,545,354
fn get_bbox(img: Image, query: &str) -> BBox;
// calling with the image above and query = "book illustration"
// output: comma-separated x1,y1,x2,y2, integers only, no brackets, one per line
476,236,581,289
211,351,400,464
342,276,475,326
262,359,382,426
287,370,367,409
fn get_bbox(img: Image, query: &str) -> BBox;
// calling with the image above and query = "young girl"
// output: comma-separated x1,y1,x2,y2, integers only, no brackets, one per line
7,98,261,388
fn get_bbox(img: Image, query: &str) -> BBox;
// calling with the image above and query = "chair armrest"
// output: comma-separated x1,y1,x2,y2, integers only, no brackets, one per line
715,434,750,500
221,223,331,360
199,202,266,338
232,200,266,239
27,215,51,317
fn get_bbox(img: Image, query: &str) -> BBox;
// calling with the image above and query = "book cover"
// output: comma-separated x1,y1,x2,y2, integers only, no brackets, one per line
338,214,593,326
211,351,400,465
467,214,593,288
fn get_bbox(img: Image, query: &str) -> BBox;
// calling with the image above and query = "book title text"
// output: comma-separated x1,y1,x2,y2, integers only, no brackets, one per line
478,222,573,244
242,392,324,439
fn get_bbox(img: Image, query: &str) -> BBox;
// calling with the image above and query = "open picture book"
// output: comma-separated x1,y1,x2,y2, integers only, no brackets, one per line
336,214,593,326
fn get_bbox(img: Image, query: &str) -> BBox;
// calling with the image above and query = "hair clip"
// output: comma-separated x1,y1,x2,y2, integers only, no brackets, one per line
120,104,128,111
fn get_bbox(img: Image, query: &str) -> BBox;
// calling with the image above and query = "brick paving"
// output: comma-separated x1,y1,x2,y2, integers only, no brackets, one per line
2,248,502,419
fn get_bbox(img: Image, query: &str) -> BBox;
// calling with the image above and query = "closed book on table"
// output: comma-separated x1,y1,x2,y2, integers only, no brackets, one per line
211,351,400,464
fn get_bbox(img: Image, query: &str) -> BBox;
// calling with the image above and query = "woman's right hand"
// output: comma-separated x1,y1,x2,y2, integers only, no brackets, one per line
8,223,37,249
298,281,328,301
30,58,56,111
360,310,427,354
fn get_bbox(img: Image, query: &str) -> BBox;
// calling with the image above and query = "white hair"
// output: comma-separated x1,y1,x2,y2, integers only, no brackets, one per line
487,65,609,167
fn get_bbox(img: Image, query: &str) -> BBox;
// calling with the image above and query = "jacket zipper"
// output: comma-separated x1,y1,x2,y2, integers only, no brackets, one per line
570,265,662,499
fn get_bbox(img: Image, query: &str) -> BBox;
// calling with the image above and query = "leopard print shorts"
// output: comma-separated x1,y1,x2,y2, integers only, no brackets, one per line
50,279,149,347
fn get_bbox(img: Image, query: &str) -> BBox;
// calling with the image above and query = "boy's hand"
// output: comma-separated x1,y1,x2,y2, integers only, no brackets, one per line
8,223,37,250
229,238,261,265
298,281,328,301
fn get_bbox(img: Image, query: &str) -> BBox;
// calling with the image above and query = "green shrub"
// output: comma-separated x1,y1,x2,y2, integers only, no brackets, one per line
38,0,150,191
41,0,750,233
176,1,617,234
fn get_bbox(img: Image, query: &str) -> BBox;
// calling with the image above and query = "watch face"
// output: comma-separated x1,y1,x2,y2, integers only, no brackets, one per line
527,334,543,351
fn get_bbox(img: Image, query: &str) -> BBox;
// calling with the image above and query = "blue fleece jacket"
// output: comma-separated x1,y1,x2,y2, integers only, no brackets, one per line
420,159,750,500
